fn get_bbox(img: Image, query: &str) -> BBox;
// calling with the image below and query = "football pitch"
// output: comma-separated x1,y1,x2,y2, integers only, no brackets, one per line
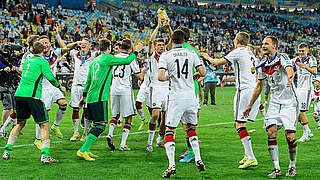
0,87,319,179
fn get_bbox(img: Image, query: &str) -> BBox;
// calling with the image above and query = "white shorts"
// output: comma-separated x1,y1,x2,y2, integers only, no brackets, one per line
136,86,151,107
264,103,298,131
110,94,136,118
296,88,312,111
314,101,320,115
234,88,260,122
42,87,65,110
70,84,85,108
166,99,198,128
150,86,169,111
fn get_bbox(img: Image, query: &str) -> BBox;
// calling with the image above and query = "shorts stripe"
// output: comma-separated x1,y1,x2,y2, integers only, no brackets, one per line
306,89,311,110
130,89,136,116
235,90,241,120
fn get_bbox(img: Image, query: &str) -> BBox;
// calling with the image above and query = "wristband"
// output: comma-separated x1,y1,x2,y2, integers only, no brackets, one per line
133,51,138,56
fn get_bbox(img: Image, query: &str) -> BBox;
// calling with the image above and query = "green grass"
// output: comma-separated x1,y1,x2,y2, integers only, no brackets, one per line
0,87,319,179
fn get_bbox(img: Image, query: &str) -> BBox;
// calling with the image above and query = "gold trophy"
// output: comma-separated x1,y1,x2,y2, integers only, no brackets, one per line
157,8,170,31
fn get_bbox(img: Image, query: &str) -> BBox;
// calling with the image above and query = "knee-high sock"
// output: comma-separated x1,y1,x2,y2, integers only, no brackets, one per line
120,123,131,147
136,102,145,121
54,105,66,126
187,128,202,162
80,125,106,152
237,127,255,161
5,135,18,153
36,124,41,140
41,139,50,157
108,118,117,137
83,119,91,135
301,122,310,136
72,109,80,133
148,121,156,145
287,138,297,168
165,131,175,167
268,137,280,169
1,116,14,133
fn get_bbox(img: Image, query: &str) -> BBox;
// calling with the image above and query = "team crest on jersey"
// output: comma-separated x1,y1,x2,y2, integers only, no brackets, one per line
262,60,282,75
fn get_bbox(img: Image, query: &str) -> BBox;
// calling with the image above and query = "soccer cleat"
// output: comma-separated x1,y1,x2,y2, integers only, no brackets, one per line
156,136,164,147
34,139,42,151
297,135,309,142
267,169,281,178
88,152,98,158
106,135,115,150
146,145,153,152
119,146,131,151
179,154,195,163
3,151,11,160
179,149,188,159
41,155,58,164
308,130,314,138
286,167,296,177
162,165,176,178
70,133,80,141
138,121,148,131
80,134,87,142
0,131,8,139
239,156,248,165
196,160,206,172
51,125,63,139
238,158,258,169
76,150,95,161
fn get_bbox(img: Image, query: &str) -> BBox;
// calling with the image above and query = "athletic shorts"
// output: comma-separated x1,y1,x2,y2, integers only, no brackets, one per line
296,88,312,111
166,99,198,128
14,97,48,124
110,94,136,118
42,87,65,110
264,102,298,131
0,86,15,110
136,86,151,108
87,101,108,124
314,101,320,115
234,88,260,122
150,86,169,111
70,84,85,108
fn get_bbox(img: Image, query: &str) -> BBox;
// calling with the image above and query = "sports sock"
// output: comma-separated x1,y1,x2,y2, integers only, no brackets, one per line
314,116,320,126
5,135,18,152
186,137,194,155
36,124,41,140
165,131,175,167
80,125,105,152
72,109,80,133
83,119,90,136
41,139,50,157
301,122,309,136
148,121,156,145
187,128,201,162
287,138,297,168
237,127,255,161
1,116,14,132
120,123,131,147
54,105,66,126
108,118,117,137
136,102,145,121
268,137,280,169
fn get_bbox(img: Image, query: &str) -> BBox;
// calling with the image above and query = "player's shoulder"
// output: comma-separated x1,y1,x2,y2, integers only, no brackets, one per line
278,52,289,59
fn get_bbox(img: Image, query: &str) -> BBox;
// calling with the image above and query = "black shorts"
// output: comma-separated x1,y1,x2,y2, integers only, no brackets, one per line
15,97,48,124
87,101,108,124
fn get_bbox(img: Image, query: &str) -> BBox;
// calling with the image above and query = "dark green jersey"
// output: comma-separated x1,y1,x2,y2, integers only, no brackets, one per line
15,55,60,98
84,53,137,103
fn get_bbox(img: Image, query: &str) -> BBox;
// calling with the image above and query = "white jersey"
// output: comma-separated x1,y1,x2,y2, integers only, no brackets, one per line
149,52,169,87
292,56,317,89
110,52,140,95
42,48,63,88
258,52,297,105
22,50,33,62
314,88,320,101
158,47,202,100
70,49,97,85
224,47,257,90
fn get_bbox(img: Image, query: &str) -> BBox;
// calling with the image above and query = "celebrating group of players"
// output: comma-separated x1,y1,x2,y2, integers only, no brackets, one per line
1,16,319,178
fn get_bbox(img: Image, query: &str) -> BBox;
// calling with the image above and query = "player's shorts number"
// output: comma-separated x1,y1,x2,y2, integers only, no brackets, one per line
175,59,188,78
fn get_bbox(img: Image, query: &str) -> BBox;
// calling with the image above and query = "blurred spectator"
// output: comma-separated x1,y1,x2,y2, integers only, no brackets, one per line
203,60,218,105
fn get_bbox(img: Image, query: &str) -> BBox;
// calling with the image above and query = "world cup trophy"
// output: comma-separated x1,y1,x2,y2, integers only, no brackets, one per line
157,8,170,31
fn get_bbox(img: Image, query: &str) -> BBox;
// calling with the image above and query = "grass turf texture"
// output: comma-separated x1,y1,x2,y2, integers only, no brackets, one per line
0,86,319,179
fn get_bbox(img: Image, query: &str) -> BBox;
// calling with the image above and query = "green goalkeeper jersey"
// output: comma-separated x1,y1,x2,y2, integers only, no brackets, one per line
15,55,60,99
84,53,137,103
182,42,201,97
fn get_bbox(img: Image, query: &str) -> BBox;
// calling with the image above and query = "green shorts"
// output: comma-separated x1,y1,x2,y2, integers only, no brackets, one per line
87,101,108,124
14,97,48,124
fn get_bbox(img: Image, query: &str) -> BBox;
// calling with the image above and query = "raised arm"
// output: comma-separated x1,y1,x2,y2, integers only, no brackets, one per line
107,43,143,66
54,24,66,48
148,20,161,56
201,52,228,66
61,41,81,54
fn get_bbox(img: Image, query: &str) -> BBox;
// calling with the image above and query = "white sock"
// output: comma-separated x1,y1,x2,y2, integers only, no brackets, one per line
137,108,145,121
42,139,50,149
120,125,131,147
268,145,280,169
302,124,309,136
189,136,202,162
289,147,297,168
1,117,14,133
7,135,18,145
165,142,175,167
54,109,65,126
241,136,255,161
148,130,155,146
36,124,41,140
108,122,116,137
72,119,79,133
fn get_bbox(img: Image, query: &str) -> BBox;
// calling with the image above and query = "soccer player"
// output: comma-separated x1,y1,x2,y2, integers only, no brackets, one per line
313,77,320,129
291,43,317,142
243,36,298,178
106,39,144,151
159,30,206,178
202,32,260,169
3,41,65,163
69,38,98,141
76,39,143,161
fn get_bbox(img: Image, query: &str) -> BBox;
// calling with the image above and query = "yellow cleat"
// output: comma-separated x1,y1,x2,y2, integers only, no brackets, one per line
76,150,95,161
88,152,98,158
34,139,42,151
80,134,87,142
70,133,80,141
239,156,248,165
51,125,63,139
238,158,258,169
138,121,148,131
